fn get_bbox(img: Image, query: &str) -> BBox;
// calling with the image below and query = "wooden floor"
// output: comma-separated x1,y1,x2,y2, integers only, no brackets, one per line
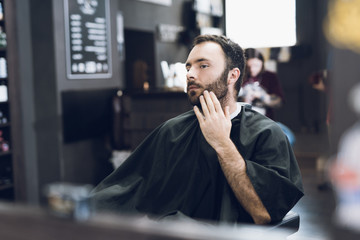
288,133,359,240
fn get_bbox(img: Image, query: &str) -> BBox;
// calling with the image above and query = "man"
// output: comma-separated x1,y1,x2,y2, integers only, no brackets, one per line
91,35,304,225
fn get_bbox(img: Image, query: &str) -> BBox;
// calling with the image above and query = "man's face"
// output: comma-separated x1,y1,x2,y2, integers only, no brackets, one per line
185,42,229,106
247,58,263,77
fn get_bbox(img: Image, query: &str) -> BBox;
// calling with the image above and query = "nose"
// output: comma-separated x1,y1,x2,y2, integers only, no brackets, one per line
186,67,195,81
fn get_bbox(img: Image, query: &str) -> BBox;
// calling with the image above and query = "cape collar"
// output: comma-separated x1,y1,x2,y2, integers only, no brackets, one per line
230,102,251,119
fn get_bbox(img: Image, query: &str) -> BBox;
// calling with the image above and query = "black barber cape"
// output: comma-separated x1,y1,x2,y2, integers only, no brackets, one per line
91,105,304,223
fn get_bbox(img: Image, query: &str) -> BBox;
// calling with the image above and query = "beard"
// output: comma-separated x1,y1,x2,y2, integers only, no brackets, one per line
187,68,229,108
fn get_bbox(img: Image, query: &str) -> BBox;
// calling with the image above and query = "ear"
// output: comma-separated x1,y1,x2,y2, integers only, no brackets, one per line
227,68,240,86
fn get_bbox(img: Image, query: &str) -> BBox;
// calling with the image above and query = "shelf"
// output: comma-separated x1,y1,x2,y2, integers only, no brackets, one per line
0,0,15,202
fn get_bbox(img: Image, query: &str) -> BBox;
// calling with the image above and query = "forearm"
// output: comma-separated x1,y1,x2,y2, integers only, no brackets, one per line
215,139,271,224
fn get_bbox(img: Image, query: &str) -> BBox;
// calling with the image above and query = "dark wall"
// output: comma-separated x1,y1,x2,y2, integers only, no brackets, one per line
30,0,61,203
52,0,121,188
15,0,123,203
117,0,192,88
275,0,329,133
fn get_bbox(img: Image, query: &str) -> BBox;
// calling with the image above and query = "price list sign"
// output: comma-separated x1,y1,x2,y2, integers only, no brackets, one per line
64,0,112,79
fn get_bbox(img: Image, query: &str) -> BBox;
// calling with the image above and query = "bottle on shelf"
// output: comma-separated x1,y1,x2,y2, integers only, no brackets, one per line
0,57,7,78
0,129,9,152
0,78,7,102
0,110,7,124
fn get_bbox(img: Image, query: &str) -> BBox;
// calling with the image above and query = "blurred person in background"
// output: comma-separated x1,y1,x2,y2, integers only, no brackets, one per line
239,48,295,145
239,48,284,120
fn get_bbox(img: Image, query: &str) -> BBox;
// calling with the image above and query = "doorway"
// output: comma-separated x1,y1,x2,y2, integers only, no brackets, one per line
124,29,155,90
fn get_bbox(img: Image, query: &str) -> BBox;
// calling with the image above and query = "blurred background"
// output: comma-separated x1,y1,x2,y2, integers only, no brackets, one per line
0,0,360,239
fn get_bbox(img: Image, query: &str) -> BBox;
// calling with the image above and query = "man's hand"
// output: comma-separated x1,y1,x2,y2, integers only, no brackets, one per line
193,90,232,151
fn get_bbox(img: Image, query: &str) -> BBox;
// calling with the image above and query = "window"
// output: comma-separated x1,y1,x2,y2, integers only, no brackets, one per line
225,0,296,48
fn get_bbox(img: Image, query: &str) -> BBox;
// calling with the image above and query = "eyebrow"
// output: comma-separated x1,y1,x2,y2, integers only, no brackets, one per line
185,58,209,67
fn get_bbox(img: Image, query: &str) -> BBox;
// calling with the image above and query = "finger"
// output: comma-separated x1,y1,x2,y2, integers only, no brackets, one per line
194,105,205,123
209,91,223,114
203,90,216,114
199,95,210,118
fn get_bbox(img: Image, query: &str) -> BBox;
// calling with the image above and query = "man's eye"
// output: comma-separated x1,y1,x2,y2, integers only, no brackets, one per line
200,65,208,69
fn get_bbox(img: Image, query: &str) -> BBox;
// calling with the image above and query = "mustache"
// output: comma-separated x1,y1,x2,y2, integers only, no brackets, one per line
187,81,202,89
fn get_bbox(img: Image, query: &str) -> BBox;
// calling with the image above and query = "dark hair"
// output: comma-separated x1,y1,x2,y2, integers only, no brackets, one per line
192,35,246,96
244,48,265,77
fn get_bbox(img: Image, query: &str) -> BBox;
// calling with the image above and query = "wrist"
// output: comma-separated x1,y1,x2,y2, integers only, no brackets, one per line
215,138,238,157
216,140,247,171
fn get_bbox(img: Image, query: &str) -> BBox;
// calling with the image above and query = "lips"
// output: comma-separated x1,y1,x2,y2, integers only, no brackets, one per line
187,83,201,92
188,85,199,90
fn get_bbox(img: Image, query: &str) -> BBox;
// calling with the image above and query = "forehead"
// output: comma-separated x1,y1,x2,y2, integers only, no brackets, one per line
186,41,225,64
